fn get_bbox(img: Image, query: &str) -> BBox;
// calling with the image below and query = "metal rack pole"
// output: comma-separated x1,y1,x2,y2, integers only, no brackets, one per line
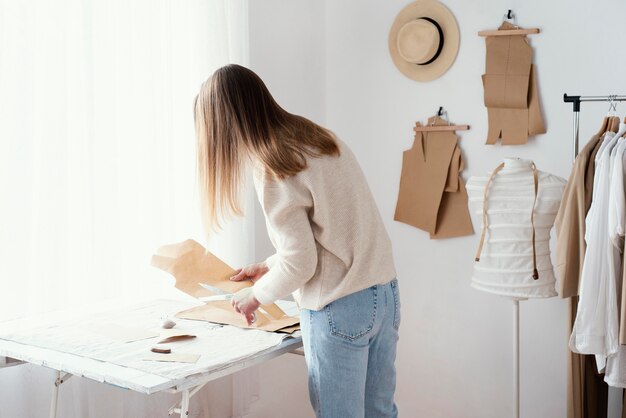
513,299,520,418
563,93,626,158
564,94,626,103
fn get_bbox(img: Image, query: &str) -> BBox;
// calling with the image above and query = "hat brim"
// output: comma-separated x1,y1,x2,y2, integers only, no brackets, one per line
389,0,460,82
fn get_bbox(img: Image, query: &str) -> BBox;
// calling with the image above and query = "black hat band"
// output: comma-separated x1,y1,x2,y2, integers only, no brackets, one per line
416,17,444,66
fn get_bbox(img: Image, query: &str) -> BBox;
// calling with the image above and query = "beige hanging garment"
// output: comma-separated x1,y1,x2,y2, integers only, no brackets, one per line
394,115,473,238
482,22,546,145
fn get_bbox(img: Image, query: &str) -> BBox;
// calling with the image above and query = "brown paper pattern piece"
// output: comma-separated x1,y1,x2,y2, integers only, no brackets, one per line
151,240,300,332
483,22,545,145
395,116,473,239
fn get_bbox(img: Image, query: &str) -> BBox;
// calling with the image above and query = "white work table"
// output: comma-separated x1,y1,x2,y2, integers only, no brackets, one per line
0,299,303,417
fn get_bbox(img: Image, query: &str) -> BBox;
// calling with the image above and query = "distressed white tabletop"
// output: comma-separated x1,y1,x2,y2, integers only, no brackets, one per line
0,299,302,394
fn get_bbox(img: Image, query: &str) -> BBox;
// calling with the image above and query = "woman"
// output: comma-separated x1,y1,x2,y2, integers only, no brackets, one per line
194,64,400,418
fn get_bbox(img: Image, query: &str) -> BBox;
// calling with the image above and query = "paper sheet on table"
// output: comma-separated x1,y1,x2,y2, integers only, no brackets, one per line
150,239,300,333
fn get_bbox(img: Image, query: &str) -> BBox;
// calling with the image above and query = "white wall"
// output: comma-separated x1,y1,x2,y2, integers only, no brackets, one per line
322,0,626,417
238,0,626,417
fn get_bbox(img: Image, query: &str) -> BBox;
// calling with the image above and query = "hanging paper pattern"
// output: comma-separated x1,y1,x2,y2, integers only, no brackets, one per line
394,115,473,239
482,22,546,145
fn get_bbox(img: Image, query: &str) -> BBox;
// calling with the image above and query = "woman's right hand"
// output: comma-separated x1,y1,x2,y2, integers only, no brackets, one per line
229,262,270,284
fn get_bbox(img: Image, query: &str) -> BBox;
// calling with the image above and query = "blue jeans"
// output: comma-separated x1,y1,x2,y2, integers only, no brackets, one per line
300,279,400,418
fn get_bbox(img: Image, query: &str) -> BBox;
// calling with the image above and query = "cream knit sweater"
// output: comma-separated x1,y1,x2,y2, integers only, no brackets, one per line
252,139,397,311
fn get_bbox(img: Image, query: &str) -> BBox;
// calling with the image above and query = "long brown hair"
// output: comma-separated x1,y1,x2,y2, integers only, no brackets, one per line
194,64,339,231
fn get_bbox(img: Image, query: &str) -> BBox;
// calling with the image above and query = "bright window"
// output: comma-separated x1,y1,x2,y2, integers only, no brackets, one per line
0,0,249,319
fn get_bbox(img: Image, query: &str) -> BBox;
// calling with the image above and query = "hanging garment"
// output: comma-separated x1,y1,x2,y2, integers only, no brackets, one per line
600,129,626,388
611,137,626,346
567,301,609,418
608,133,626,345
556,127,616,418
482,22,546,145
467,158,566,298
608,130,626,344
555,131,606,298
570,131,620,360
394,116,473,239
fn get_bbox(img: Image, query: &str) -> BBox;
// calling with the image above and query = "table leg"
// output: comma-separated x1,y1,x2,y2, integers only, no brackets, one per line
180,389,190,417
168,383,210,417
49,372,72,418
50,370,61,418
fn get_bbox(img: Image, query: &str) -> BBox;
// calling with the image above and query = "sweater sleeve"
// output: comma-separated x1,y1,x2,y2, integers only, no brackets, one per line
253,175,318,305
264,253,279,269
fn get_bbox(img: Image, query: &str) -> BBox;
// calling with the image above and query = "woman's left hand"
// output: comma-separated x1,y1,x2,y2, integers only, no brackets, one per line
231,287,260,325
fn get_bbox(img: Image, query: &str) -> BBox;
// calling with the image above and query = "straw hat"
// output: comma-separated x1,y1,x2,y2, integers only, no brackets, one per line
389,0,459,82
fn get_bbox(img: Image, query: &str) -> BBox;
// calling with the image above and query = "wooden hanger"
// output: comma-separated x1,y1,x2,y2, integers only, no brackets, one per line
597,117,609,136
478,28,540,37
413,124,470,133
478,10,540,37
413,108,470,133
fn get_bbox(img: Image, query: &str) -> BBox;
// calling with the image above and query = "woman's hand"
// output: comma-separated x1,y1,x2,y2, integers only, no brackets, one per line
231,287,260,325
229,262,269,284
230,261,268,325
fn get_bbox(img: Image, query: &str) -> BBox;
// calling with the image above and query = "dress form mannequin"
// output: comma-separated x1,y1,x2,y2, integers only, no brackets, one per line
467,158,567,298
467,159,567,418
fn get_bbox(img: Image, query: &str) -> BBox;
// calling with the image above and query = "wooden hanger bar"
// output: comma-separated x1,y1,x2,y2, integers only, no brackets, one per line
413,124,470,132
478,28,540,37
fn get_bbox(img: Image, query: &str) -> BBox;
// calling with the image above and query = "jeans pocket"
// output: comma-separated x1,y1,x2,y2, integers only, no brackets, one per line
325,286,378,341
390,279,401,330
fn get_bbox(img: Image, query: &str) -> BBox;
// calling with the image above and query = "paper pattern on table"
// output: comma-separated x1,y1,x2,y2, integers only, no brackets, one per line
157,329,197,344
151,239,300,332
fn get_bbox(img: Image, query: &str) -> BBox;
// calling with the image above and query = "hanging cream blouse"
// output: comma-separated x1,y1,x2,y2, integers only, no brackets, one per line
467,158,567,298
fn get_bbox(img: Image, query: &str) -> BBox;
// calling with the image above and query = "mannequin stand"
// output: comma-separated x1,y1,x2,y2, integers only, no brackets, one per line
514,299,519,418
512,297,527,418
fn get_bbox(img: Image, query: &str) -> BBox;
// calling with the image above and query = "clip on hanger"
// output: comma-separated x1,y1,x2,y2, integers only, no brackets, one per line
607,95,618,115
413,107,470,133
478,10,540,37
605,95,621,132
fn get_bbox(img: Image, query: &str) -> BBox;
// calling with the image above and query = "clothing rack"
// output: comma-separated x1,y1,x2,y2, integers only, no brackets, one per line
563,92,626,418
563,94,626,160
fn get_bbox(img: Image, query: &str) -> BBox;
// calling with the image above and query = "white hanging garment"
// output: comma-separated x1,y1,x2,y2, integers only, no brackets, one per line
603,125,626,387
570,130,621,362
608,125,626,247
604,349,626,388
